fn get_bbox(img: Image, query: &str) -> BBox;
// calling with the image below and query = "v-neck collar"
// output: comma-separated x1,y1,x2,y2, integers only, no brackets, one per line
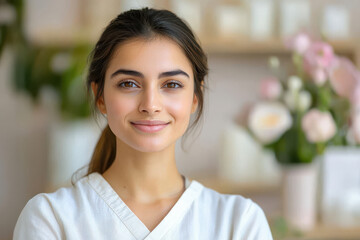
87,172,203,240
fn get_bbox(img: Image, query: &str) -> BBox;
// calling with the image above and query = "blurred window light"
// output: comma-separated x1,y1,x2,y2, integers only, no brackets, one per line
322,5,350,40
121,0,155,11
280,0,311,37
172,0,202,35
250,0,275,40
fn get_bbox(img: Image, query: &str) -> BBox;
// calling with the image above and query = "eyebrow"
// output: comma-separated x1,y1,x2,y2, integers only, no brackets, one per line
159,69,190,79
110,69,190,79
111,69,144,79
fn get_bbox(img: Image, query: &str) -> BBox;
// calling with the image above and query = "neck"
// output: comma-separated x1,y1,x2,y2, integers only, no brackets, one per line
102,139,185,204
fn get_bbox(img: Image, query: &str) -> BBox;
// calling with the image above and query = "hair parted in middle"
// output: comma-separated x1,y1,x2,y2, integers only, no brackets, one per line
85,7,209,175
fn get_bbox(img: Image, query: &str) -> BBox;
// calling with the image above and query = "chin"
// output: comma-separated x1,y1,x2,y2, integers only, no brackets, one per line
126,137,174,153
131,143,171,153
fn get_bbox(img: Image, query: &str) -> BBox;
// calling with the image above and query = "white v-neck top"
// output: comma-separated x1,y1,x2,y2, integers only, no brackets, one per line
14,173,273,240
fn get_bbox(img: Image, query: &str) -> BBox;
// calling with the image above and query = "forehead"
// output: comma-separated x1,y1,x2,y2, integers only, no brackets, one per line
106,37,193,78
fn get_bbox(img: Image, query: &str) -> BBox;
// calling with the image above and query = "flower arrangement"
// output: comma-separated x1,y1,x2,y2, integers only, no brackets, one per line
245,32,360,164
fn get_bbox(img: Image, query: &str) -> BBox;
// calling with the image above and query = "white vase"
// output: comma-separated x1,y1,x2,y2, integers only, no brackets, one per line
218,123,280,184
47,118,105,190
282,161,319,231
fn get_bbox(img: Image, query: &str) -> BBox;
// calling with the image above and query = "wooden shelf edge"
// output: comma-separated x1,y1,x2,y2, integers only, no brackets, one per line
201,38,358,55
193,176,280,195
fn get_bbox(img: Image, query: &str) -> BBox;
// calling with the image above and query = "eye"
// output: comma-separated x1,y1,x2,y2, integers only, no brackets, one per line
163,81,183,89
118,80,139,88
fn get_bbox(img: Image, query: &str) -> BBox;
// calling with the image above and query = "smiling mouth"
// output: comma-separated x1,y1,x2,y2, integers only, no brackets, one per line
130,120,170,133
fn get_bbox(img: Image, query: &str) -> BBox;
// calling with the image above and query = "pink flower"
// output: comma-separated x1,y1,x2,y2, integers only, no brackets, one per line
352,83,360,110
329,57,360,99
260,77,282,100
303,42,335,86
302,109,336,143
304,42,335,69
353,114,360,143
347,110,360,144
310,67,327,86
285,32,312,55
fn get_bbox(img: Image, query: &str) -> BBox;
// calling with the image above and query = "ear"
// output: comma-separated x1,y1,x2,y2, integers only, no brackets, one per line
191,93,198,114
191,81,204,114
91,82,107,114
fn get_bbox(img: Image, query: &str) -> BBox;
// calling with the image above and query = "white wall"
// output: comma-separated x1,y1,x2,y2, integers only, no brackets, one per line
0,48,50,239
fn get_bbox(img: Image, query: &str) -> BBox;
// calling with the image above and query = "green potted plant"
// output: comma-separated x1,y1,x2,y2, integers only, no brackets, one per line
2,0,92,119
1,0,99,189
12,44,92,119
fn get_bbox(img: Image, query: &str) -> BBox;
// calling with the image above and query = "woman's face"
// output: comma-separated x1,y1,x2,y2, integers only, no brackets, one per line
95,37,198,152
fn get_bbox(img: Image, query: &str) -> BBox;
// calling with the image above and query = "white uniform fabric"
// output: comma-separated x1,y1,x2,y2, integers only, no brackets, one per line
14,172,273,240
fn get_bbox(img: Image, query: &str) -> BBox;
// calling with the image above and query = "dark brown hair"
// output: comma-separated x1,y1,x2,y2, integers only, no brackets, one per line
86,8,208,175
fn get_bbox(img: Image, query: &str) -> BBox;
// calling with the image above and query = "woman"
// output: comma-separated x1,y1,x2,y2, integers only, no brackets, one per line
14,8,273,239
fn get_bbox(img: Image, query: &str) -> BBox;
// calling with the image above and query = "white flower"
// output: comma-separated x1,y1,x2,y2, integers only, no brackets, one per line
268,56,280,69
249,102,293,144
302,109,337,143
284,87,312,112
284,90,297,111
298,90,312,112
288,76,303,92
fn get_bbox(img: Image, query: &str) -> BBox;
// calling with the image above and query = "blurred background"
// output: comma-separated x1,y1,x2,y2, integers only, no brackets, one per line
1,0,360,239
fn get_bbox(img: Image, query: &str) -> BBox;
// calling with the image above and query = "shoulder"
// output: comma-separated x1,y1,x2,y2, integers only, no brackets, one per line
28,175,91,210
13,176,91,239
193,181,273,239
13,192,64,239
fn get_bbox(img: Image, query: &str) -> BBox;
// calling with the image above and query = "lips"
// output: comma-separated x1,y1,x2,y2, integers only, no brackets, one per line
130,120,170,133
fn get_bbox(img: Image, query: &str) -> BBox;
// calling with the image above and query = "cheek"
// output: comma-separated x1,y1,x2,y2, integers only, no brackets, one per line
164,91,194,123
104,90,137,122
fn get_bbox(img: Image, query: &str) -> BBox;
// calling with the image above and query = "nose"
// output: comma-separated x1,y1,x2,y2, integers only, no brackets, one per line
138,87,162,114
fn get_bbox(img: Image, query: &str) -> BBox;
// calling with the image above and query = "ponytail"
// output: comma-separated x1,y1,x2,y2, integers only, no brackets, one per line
87,124,116,175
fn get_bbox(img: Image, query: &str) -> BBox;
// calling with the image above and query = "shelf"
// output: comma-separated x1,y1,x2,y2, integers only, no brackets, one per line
280,224,360,240
193,176,280,195
304,225,360,239
201,38,359,55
